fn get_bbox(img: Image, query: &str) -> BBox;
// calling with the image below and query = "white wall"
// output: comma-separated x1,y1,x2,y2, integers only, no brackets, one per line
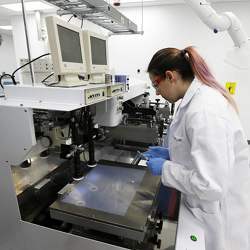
7,2,250,138
10,13,109,61
0,33,16,75
11,15,49,61
109,2,250,78
108,2,250,138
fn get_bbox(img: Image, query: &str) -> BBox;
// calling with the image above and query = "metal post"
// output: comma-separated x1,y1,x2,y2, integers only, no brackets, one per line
21,0,35,85
86,107,96,167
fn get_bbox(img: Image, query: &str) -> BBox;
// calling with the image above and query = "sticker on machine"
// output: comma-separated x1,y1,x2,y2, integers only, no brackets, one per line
225,82,237,95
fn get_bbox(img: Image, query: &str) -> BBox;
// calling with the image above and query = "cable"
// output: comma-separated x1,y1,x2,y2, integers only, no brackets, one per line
42,75,61,87
12,53,50,84
68,14,77,22
0,76,5,89
43,82,59,87
12,53,50,76
68,15,74,22
81,16,84,29
0,74,15,89
41,73,54,83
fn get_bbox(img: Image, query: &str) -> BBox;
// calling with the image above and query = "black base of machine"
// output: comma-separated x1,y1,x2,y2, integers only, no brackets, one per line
71,225,161,250
50,160,162,249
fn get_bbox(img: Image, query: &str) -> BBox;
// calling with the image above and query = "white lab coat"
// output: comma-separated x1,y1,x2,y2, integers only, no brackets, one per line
162,79,250,250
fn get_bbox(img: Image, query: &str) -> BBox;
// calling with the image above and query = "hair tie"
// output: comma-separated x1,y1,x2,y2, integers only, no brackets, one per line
181,49,188,57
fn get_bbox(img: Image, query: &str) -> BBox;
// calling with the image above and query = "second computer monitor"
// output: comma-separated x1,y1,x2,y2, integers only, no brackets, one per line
83,31,109,83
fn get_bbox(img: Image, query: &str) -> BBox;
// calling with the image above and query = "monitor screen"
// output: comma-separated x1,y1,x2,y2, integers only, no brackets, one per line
90,36,107,65
57,25,83,64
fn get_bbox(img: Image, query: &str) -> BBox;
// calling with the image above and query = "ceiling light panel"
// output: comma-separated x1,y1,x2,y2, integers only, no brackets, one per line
2,1,55,12
0,26,13,30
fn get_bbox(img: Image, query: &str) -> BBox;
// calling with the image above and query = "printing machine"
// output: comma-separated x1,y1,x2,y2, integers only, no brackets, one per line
93,92,172,153
0,81,205,250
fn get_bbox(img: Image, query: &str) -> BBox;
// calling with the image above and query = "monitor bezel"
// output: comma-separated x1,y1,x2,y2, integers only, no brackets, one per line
46,16,87,76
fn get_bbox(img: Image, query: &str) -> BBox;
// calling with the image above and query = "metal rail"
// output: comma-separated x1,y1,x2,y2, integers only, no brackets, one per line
45,0,139,34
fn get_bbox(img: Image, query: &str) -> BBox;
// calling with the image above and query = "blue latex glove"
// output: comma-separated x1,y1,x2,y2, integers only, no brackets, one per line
143,146,170,160
147,157,165,176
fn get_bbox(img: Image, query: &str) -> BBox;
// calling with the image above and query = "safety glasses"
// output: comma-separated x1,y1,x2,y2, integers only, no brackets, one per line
151,76,163,89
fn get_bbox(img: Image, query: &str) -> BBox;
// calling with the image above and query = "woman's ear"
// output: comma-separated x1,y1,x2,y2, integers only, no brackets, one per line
165,70,174,81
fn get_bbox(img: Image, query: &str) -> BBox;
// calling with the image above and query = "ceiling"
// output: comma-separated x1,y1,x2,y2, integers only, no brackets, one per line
0,0,56,21
117,0,248,7
0,0,248,28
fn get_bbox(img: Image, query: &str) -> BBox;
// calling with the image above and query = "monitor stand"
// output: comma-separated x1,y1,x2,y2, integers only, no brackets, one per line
89,73,106,84
55,74,89,87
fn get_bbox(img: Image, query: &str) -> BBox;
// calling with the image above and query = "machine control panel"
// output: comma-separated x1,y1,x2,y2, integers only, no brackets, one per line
20,58,53,73
85,87,107,105
107,84,125,97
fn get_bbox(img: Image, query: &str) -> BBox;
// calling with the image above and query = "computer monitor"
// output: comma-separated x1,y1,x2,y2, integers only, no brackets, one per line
82,31,109,84
45,16,88,87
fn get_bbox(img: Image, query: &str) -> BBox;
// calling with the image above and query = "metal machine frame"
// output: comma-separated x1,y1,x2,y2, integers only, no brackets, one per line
0,81,206,250
0,83,156,250
44,0,139,34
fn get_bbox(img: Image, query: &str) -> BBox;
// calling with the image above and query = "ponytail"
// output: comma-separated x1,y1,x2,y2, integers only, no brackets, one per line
184,46,238,113
147,46,238,113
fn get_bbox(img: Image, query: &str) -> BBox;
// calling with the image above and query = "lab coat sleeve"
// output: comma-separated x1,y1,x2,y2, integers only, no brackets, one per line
161,110,230,201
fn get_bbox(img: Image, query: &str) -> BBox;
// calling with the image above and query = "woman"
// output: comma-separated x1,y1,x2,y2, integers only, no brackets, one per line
144,46,250,250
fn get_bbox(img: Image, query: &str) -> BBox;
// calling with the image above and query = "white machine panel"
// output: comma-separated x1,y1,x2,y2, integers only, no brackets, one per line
123,78,148,101
2,84,110,111
107,84,124,97
85,87,107,105
94,96,123,127
0,106,36,166
20,58,53,73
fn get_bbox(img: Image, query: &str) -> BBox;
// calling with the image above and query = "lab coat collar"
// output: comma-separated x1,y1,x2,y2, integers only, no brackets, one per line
178,78,202,110
170,79,202,127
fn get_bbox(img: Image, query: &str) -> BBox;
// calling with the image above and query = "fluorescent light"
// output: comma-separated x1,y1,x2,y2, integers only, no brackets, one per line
2,1,55,12
0,26,13,30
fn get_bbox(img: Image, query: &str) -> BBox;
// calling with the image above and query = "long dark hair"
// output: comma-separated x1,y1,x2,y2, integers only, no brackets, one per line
147,46,238,112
